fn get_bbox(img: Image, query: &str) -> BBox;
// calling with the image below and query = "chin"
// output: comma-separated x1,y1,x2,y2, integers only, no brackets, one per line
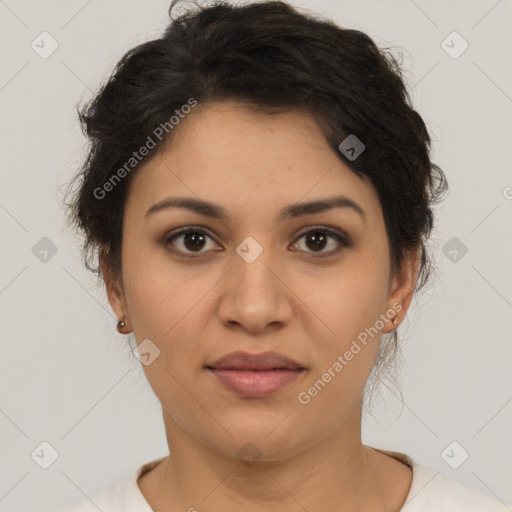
203,418,309,461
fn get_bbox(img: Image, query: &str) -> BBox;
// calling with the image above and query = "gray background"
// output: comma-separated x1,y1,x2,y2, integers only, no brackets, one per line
1,0,511,510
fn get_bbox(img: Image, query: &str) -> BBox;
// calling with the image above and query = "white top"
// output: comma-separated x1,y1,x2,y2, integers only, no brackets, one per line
48,449,508,511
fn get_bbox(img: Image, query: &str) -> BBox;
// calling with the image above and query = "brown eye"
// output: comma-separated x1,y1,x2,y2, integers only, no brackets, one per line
293,227,350,256
163,225,350,259
163,228,219,257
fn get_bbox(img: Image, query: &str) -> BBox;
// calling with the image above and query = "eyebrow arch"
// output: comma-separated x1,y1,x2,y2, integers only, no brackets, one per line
145,195,365,222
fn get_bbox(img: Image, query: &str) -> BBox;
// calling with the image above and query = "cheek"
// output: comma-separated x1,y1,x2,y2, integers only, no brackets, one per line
122,262,211,423
306,265,386,340
126,273,207,355
295,266,387,394
294,286,383,417
122,236,200,337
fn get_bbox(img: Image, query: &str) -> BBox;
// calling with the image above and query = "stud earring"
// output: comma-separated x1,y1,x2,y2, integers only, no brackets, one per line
117,315,127,333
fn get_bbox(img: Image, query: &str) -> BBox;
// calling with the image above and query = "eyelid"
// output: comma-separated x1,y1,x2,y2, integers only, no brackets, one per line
163,224,351,257
162,225,220,258
292,225,351,256
163,225,218,244
295,225,350,244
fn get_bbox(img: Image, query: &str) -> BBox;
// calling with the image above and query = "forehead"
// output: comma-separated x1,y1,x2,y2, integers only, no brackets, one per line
125,101,381,223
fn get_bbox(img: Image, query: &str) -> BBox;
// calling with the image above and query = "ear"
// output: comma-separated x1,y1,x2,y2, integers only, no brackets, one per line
99,250,131,330
384,245,421,332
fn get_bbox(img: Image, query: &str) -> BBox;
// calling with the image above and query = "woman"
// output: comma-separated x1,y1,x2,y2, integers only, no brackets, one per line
56,0,506,510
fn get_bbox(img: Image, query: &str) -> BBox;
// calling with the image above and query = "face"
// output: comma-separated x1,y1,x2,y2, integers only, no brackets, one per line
103,101,418,461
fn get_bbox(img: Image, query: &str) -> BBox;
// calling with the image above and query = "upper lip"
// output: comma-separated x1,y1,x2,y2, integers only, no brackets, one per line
206,351,305,371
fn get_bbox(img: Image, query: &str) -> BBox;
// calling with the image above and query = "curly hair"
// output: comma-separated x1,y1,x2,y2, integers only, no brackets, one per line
62,0,448,411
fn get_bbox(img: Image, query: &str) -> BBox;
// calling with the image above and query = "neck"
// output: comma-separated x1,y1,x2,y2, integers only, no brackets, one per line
140,403,402,512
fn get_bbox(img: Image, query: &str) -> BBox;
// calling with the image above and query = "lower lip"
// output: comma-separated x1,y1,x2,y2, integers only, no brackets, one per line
208,369,304,398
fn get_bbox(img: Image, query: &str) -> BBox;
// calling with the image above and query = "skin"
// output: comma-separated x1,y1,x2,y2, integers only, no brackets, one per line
101,100,420,512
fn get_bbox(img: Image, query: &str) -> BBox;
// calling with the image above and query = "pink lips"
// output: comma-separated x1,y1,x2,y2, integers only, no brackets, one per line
206,350,306,398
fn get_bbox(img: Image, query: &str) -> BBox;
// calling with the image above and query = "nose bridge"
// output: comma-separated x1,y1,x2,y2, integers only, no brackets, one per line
233,234,278,294
219,233,291,331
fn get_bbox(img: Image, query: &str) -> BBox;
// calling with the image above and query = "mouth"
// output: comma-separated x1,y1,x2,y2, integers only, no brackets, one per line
206,368,305,398
205,351,307,398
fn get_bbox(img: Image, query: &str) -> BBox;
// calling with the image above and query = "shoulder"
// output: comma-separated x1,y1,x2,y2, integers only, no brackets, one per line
402,462,509,511
51,478,125,512
47,457,167,512
383,450,509,512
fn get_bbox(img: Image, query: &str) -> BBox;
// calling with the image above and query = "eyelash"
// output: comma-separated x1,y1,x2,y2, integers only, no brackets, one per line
162,225,351,259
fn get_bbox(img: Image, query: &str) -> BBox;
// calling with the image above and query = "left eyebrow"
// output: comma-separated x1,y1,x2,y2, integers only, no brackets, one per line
145,195,366,222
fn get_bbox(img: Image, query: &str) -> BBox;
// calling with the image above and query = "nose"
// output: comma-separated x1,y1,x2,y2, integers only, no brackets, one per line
217,239,294,334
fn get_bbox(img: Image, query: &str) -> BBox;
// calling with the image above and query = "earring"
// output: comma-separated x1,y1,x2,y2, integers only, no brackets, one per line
392,315,399,330
117,315,126,334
